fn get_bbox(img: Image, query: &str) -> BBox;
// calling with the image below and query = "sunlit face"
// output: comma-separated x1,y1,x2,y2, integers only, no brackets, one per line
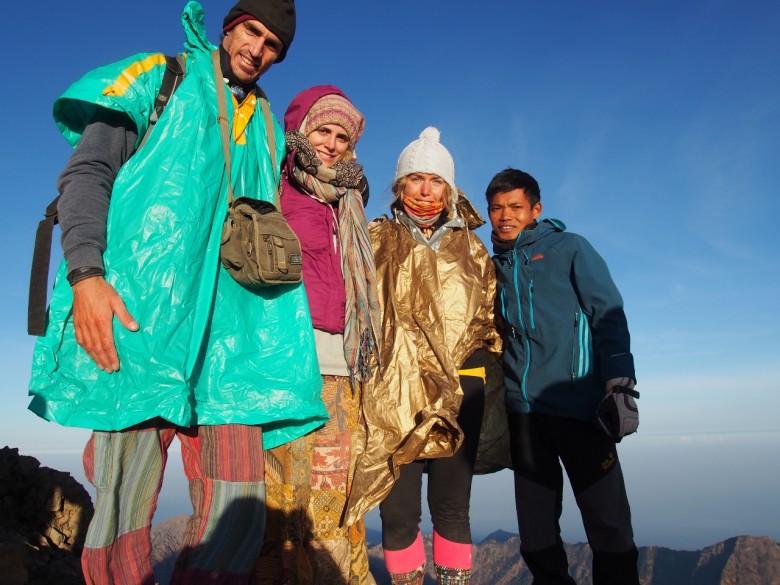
488,188,542,241
221,20,282,84
402,173,447,204
306,124,350,167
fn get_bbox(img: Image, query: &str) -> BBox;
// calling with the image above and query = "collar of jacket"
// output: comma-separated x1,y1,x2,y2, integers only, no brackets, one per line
394,207,466,251
493,218,567,256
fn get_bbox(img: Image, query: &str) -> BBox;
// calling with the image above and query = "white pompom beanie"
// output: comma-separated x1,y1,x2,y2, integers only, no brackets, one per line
394,127,457,196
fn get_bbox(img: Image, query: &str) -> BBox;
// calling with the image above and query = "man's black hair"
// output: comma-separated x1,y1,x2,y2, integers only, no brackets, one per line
485,168,541,207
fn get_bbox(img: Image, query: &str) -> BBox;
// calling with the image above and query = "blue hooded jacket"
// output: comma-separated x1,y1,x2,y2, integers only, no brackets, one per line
493,219,635,421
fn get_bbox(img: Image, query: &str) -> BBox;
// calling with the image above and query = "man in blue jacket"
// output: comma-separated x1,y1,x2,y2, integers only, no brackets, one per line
487,168,640,585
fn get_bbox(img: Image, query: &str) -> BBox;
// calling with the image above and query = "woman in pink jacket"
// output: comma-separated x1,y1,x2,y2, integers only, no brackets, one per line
253,86,381,585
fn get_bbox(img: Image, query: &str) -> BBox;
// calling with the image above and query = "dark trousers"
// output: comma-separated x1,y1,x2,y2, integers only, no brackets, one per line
380,372,485,550
508,413,639,585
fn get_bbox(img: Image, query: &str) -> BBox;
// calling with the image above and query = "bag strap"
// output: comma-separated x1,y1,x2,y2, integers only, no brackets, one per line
612,386,640,399
27,197,61,335
28,55,186,336
210,50,280,208
138,54,185,150
211,50,236,207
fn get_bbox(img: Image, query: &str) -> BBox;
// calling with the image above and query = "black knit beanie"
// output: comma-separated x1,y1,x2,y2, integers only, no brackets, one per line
223,0,296,63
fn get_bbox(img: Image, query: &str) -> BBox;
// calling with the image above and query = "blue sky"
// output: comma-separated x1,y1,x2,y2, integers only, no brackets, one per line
1,0,779,550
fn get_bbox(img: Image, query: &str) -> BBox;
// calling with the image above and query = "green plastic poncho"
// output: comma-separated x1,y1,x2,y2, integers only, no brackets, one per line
28,2,327,449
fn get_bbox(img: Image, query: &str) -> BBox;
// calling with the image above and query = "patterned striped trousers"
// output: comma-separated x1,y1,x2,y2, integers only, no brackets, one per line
252,376,374,584
81,422,266,585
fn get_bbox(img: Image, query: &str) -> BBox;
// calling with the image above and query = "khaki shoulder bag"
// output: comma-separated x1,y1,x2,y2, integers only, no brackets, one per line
212,51,302,288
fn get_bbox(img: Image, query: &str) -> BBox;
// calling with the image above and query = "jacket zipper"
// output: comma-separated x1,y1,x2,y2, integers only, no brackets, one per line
518,249,535,330
511,239,532,409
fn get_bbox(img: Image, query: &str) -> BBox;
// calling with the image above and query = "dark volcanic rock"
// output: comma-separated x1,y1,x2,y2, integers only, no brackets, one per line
0,446,93,585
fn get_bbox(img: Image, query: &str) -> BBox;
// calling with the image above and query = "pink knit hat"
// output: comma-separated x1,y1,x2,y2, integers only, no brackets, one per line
302,94,365,146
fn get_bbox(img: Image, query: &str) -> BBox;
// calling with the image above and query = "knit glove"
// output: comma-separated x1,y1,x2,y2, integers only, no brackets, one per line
606,376,635,393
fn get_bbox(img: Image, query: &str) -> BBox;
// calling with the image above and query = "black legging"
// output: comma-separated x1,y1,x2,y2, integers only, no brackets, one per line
380,355,486,550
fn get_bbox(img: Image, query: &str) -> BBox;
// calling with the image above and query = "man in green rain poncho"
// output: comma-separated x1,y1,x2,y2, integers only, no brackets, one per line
28,1,328,582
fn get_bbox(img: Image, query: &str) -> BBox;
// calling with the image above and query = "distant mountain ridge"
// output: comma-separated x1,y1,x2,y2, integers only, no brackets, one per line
150,516,780,585
3,448,778,585
481,529,517,544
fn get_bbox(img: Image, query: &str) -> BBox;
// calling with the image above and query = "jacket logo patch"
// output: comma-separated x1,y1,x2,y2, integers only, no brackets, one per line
531,253,544,261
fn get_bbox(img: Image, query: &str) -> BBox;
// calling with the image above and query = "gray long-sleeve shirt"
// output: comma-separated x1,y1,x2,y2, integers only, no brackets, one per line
56,109,138,274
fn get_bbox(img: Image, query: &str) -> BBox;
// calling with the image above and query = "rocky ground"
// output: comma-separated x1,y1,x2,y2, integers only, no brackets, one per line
0,446,93,585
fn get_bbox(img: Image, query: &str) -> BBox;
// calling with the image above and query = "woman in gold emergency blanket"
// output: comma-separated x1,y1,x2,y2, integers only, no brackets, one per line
345,127,502,585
